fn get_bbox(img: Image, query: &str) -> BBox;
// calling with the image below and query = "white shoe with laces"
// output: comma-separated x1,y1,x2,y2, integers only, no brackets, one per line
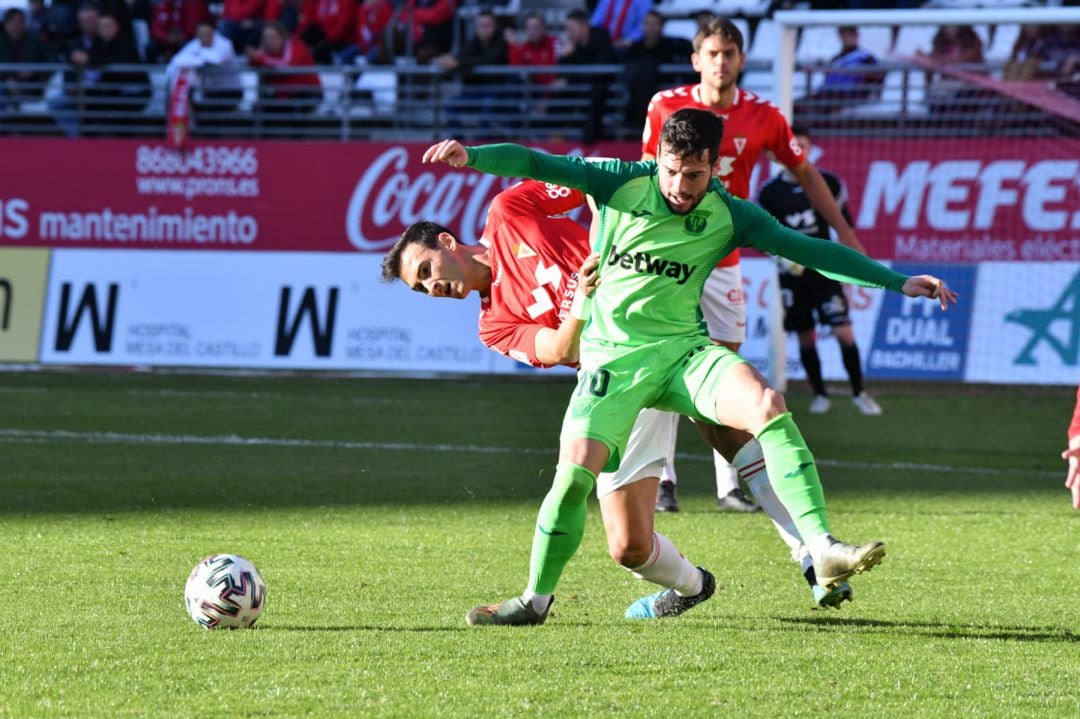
853,392,883,416
809,395,831,414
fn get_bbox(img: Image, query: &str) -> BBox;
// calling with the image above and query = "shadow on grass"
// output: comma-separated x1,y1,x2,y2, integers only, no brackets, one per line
263,624,465,634
778,616,1079,644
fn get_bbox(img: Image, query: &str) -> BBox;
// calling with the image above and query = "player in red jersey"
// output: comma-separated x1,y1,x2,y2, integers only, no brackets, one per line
380,179,854,624
1063,384,1080,509
642,18,867,514
640,18,867,603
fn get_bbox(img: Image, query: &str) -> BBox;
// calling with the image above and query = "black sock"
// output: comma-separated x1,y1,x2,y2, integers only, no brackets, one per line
799,344,826,396
803,565,817,588
840,342,864,396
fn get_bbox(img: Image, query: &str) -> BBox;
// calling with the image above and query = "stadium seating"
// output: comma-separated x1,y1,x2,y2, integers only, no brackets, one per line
985,24,1021,62
891,24,937,57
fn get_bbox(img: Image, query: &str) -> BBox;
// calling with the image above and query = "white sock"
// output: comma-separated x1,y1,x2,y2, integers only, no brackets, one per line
807,533,837,566
713,449,739,496
521,591,552,614
659,412,680,484
738,440,808,568
628,532,702,596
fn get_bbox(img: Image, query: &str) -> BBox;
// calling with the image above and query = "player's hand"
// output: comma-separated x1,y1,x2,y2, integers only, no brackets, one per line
901,275,958,311
422,139,469,168
1064,442,1080,510
836,226,867,256
578,253,601,297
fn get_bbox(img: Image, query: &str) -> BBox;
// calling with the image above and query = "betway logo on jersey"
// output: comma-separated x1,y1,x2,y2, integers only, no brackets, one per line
855,158,1080,233
606,245,696,285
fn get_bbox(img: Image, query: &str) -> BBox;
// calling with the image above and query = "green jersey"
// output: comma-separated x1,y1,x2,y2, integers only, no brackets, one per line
465,144,907,354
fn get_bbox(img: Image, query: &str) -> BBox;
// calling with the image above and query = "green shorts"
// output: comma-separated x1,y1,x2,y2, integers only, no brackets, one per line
561,337,748,473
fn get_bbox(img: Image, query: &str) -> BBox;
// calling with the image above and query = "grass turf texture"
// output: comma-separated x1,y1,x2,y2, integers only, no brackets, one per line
0,371,1077,718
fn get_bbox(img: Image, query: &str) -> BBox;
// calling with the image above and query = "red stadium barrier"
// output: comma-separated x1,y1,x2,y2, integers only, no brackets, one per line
1,137,1077,261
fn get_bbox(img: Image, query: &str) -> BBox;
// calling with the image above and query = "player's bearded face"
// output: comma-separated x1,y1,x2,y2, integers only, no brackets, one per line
657,147,717,215
692,35,744,93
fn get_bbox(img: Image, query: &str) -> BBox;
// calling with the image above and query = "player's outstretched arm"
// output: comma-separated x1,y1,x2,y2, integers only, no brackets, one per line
426,140,635,204
900,275,959,311
790,162,866,255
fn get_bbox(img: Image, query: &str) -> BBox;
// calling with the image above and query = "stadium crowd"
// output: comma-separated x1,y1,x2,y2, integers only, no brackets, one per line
0,0,1076,137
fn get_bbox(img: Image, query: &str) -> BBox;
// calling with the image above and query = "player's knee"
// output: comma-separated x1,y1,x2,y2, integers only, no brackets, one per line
551,462,596,504
607,535,651,568
756,387,788,423
609,544,648,565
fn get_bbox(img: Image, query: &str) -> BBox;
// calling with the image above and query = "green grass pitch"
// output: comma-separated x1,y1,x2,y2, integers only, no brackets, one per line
0,371,1077,718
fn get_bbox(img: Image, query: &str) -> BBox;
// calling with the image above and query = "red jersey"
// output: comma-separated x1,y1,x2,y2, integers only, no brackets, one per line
300,0,357,45
508,36,557,86
477,180,590,368
150,0,210,46
356,0,392,55
1070,385,1080,441
642,85,806,268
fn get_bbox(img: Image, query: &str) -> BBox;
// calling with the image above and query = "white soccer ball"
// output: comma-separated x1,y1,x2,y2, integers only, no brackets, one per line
184,554,266,629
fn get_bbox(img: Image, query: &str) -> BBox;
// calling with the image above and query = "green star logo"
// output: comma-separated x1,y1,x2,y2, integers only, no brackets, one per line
1006,269,1080,366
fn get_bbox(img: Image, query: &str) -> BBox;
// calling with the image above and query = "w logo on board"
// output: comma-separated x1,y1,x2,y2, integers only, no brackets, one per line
54,282,119,353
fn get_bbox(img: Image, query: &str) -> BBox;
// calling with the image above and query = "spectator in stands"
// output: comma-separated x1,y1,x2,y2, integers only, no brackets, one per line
27,0,51,42
298,0,356,64
506,13,557,87
436,10,508,135
589,0,652,50
46,0,81,45
47,3,100,135
245,20,322,113
622,10,692,127
796,25,884,116
149,0,211,62
1008,25,1080,81
218,0,279,55
61,2,100,61
96,0,136,44
693,9,715,35
433,10,506,79
167,18,243,114
920,24,984,115
391,0,455,65
927,24,984,66
342,0,392,65
558,8,615,144
85,12,150,119
0,8,57,111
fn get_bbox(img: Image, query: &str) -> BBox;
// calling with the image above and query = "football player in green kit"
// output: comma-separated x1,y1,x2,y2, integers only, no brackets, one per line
424,108,957,624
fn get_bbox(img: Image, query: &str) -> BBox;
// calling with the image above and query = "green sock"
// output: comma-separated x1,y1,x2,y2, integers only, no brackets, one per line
527,462,596,596
755,412,831,540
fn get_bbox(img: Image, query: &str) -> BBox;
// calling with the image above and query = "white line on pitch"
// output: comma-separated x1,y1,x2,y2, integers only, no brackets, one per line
0,428,1058,479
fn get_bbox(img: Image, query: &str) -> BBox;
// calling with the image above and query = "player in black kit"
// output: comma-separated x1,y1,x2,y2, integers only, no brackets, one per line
757,126,883,416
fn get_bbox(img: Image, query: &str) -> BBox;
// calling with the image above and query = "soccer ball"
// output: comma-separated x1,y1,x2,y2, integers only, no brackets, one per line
184,554,266,629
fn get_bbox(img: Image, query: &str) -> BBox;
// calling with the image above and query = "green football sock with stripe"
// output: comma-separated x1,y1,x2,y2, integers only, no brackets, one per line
527,462,596,596
755,412,831,541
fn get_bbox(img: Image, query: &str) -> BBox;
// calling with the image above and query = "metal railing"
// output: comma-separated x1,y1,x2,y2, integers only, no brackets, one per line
0,60,1073,141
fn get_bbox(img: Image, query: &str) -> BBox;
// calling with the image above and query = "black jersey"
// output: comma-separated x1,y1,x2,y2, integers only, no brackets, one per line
757,170,852,276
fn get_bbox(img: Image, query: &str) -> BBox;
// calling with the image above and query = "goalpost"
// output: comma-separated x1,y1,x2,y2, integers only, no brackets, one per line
759,6,1080,391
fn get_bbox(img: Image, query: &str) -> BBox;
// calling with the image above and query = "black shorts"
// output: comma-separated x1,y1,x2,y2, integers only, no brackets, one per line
779,269,851,333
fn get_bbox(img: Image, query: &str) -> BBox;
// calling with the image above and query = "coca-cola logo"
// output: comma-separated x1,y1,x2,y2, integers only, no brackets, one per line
345,146,517,251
